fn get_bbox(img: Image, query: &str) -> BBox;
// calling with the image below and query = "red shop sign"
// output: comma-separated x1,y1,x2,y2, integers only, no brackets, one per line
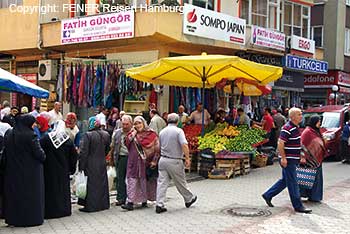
304,71,337,86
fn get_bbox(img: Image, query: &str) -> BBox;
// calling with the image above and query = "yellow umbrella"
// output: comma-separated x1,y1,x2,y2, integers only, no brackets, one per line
125,52,282,88
126,53,282,135
223,78,272,96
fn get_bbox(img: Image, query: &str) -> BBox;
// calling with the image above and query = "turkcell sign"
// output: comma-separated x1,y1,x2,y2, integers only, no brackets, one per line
284,55,328,74
183,4,246,45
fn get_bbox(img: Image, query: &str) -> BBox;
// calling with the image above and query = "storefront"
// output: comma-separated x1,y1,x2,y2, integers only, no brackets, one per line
303,71,350,107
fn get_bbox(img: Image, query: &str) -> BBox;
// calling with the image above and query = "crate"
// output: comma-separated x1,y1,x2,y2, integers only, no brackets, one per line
216,159,241,177
208,168,234,179
240,157,250,174
252,154,268,168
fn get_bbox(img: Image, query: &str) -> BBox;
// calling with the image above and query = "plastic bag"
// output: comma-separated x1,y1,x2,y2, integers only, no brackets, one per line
107,166,116,191
75,171,87,199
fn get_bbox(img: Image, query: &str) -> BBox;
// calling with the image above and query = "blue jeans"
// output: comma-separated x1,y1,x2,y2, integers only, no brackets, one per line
263,159,303,210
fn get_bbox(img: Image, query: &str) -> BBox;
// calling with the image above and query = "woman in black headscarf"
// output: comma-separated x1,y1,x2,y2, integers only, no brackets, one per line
2,114,46,227
300,115,326,202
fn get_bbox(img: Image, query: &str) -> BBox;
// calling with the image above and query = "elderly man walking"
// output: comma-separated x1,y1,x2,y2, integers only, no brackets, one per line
155,113,197,213
112,115,133,206
262,107,312,214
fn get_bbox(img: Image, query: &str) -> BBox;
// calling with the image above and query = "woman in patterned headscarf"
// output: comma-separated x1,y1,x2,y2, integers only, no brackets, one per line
78,116,110,212
121,116,160,211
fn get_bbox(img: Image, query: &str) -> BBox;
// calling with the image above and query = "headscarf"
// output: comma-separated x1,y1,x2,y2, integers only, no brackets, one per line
39,111,51,121
108,107,119,121
307,115,321,135
36,115,49,132
48,120,70,149
88,116,101,130
65,112,77,129
21,106,29,114
17,114,36,129
126,116,159,161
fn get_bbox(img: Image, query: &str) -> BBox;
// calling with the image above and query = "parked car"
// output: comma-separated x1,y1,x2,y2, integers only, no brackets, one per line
301,105,350,161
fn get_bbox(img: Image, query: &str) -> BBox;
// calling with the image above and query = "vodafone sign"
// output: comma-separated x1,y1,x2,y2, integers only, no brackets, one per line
291,35,315,54
304,71,350,87
183,4,246,45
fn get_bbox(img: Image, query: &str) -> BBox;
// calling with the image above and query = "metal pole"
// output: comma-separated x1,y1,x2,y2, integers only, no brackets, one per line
201,67,205,137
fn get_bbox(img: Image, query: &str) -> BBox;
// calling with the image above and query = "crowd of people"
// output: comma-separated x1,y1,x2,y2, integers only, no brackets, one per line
0,100,197,227
0,99,344,226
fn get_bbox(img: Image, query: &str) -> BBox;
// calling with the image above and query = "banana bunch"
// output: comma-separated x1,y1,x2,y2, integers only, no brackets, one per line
218,126,240,137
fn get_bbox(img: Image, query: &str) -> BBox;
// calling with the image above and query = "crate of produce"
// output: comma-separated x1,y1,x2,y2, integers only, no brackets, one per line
216,159,241,176
208,168,234,179
198,149,215,178
240,157,250,174
252,153,268,168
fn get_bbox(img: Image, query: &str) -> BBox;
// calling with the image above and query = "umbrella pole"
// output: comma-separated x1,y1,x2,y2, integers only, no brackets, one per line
201,67,205,137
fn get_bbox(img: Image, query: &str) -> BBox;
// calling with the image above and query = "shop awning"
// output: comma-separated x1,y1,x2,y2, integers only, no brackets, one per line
0,68,49,98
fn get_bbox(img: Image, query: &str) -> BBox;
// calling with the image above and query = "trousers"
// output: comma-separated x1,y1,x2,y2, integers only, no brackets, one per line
156,157,194,208
263,159,303,210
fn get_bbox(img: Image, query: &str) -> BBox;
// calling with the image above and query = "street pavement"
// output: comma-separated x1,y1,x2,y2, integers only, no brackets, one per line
1,161,350,234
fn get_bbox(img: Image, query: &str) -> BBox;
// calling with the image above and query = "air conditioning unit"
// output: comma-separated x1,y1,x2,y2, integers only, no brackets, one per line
38,60,58,81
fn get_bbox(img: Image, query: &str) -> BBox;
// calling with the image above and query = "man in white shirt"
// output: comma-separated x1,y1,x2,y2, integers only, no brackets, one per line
49,102,63,127
178,105,189,126
189,103,211,126
149,109,166,135
96,107,109,129
0,100,11,120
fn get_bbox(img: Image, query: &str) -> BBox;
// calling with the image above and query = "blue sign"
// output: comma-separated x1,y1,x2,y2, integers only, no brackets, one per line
283,55,328,74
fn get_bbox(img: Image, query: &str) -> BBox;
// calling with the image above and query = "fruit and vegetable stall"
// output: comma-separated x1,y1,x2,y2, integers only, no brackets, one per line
183,123,270,179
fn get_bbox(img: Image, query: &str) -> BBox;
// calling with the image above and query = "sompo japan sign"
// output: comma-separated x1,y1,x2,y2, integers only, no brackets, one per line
183,4,246,45
61,11,134,44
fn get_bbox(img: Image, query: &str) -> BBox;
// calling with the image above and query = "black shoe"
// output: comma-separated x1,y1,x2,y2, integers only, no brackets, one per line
141,202,148,208
342,160,350,164
262,194,274,207
295,207,312,214
155,206,167,214
185,196,197,208
79,208,89,212
121,202,134,211
115,200,125,206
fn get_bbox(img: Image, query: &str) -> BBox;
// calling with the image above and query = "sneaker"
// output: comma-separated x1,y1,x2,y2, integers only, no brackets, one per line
155,206,167,214
262,194,274,207
185,195,197,208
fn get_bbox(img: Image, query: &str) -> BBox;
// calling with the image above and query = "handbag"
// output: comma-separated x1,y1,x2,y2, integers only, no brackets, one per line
296,166,317,190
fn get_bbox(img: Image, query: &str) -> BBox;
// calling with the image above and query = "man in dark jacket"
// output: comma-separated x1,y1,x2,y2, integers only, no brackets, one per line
2,107,19,127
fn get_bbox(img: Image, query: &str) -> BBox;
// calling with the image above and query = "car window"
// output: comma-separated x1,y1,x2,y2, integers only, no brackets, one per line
301,112,323,128
321,112,340,128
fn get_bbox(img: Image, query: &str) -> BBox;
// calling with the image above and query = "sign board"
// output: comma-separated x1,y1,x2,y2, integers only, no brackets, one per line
290,35,315,55
61,11,134,44
284,55,328,74
18,74,37,110
183,4,246,45
251,26,285,51
304,71,350,87
235,51,283,67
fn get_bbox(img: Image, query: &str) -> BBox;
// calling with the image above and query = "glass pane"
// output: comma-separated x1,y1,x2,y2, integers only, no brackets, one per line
193,0,206,9
293,27,301,36
294,4,301,26
207,0,214,10
313,27,323,47
284,3,292,25
253,15,267,27
302,18,309,38
269,5,277,29
303,6,309,16
252,0,267,15
284,25,291,36
240,0,249,20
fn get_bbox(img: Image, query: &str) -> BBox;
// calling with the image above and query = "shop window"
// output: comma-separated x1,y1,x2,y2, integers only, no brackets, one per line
346,28,350,56
283,1,310,38
312,26,323,48
183,0,214,10
240,0,281,31
0,0,22,8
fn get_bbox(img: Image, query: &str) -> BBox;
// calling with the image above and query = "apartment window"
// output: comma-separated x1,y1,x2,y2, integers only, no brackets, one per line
283,1,310,38
0,0,22,8
240,0,281,30
183,0,214,10
346,0,350,7
345,28,350,55
312,26,323,48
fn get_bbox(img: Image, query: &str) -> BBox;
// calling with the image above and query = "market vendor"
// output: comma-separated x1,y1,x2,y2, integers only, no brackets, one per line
177,105,189,127
253,107,275,138
235,108,251,127
189,103,211,126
